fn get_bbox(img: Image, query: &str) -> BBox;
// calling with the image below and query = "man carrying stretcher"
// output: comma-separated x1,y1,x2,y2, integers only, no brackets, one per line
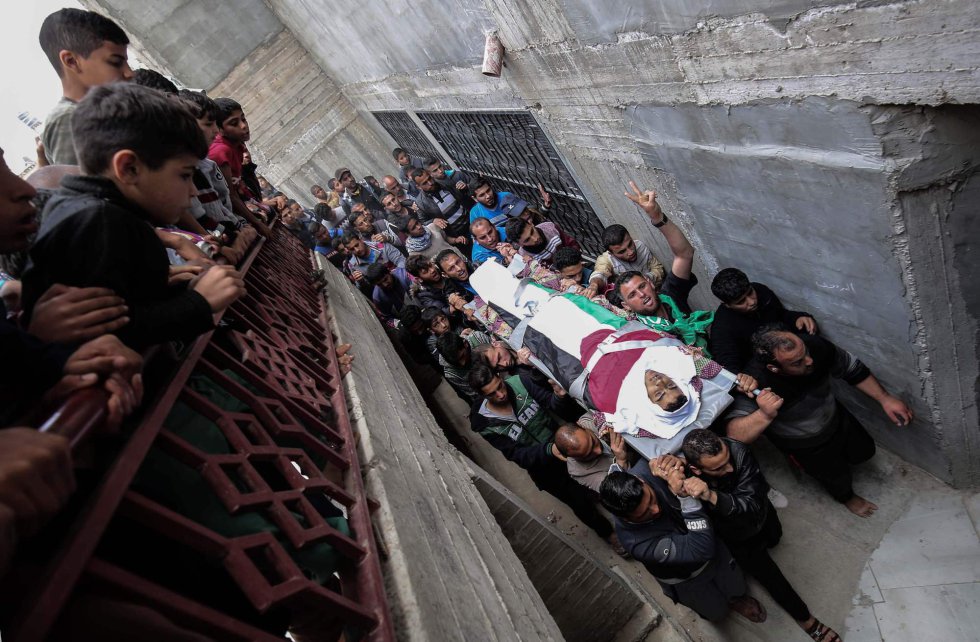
466,182,759,457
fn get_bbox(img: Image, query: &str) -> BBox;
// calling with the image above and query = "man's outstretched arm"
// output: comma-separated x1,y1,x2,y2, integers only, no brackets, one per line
854,374,914,426
624,181,694,280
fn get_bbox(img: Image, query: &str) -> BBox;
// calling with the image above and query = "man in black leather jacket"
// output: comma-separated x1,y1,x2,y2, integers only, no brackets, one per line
600,460,765,623
678,430,841,641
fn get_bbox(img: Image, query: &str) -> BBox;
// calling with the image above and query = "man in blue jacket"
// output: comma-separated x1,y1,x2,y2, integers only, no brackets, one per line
600,458,765,622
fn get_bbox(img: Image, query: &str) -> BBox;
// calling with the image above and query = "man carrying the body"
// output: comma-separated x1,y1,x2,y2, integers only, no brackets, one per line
725,324,913,517
600,461,765,623
679,430,841,642
609,183,713,352
468,364,622,552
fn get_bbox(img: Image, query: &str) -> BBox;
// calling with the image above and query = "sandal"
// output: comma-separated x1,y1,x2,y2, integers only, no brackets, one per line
805,618,842,642
729,595,767,623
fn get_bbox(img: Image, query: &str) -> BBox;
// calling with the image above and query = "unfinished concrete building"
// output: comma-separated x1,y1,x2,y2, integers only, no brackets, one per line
57,0,980,640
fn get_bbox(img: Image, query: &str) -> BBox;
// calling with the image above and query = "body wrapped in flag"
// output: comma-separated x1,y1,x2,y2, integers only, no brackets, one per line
468,258,738,458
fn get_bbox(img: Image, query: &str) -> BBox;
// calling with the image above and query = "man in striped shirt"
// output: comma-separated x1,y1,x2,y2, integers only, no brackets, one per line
503,217,579,267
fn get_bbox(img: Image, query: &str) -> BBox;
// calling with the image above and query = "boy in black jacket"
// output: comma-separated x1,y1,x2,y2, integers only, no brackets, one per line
708,268,818,374
21,83,246,350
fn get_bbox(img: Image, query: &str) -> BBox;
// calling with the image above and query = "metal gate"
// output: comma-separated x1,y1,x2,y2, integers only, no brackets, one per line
371,112,445,164
373,110,605,256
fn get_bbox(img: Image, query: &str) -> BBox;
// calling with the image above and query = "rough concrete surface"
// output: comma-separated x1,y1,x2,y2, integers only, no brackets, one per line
316,256,565,641
85,0,979,486
558,0,853,42
81,0,281,89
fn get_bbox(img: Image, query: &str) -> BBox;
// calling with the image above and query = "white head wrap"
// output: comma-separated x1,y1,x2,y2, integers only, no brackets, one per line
610,346,701,439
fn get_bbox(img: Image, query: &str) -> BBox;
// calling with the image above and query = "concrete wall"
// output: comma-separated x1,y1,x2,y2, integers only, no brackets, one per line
81,0,396,204
266,0,980,486
82,0,980,485
316,256,565,640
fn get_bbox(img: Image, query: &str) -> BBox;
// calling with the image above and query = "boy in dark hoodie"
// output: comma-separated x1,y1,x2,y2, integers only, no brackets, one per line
21,83,246,350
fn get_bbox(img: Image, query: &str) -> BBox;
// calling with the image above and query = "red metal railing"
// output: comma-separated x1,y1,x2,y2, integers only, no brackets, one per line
1,229,394,641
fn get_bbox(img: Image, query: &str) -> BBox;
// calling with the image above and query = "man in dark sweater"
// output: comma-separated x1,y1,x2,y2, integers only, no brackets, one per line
725,325,914,517
468,364,619,549
21,84,246,351
599,462,764,623
412,169,470,254
709,268,817,373
406,254,472,315
680,430,841,642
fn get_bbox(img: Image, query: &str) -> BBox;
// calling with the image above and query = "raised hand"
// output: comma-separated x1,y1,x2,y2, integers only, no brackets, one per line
683,476,710,500
650,454,685,481
624,180,664,222
537,183,552,209
796,316,818,335
734,373,759,398
608,430,629,468
447,293,467,312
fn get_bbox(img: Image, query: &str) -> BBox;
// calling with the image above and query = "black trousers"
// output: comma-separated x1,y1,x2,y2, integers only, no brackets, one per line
780,407,876,503
532,457,613,539
725,508,811,622
659,539,746,622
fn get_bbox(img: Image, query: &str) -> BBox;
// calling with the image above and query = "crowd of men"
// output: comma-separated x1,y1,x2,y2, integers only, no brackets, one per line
285,91,915,642
0,8,920,642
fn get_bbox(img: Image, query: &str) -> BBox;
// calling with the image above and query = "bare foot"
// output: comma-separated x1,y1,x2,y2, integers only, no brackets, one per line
729,595,767,623
845,495,878,517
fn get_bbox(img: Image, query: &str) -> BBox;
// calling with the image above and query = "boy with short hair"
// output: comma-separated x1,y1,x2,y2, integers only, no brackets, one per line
38,8,133,166
208,98,271,237
21,83,247,350
178,90,245,230
709,267,818,374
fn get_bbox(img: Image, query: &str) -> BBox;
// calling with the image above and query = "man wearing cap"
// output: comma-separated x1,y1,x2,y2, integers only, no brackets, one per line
469,177,551,226
336,167,383,215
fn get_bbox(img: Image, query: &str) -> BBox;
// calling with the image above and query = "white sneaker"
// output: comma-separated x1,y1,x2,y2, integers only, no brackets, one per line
768,487,789,509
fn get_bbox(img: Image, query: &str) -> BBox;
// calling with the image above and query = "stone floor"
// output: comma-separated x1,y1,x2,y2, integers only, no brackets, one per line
844,491,980,642
426,381,980,642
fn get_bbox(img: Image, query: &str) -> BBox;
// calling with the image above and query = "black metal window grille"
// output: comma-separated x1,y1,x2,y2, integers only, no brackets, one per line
371,111,446,164
417,111,605,256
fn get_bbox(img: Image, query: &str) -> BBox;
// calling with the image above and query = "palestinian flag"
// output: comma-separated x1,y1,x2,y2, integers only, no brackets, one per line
470,260,630,395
